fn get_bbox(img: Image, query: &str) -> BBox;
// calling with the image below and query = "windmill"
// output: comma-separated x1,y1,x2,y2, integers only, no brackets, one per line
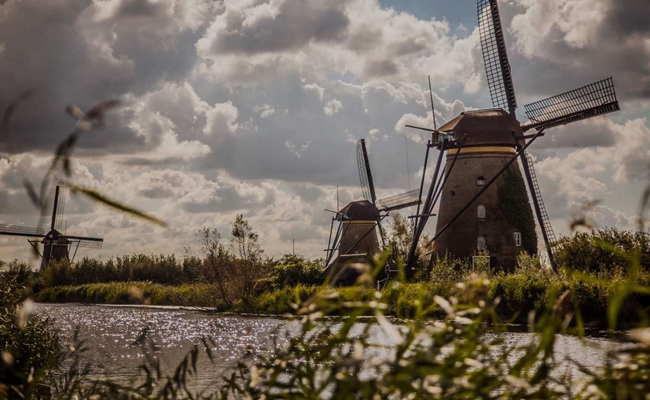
404,0,620,273
0,186,103,269
323,139,420,285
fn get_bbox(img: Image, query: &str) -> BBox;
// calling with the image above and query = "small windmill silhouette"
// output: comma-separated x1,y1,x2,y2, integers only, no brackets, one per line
0,186,103,269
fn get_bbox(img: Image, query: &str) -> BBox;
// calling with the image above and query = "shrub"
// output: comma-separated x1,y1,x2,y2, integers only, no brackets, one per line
429,253,490,284
0,272,61,398
558,228,650,274
270,254,323,288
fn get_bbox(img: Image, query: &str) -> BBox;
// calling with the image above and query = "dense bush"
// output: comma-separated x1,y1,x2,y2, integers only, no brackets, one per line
270,254,323,288
558,228,650,274
0,260,40,294
0,270,61,398
41,254,195,287
251,284,319,314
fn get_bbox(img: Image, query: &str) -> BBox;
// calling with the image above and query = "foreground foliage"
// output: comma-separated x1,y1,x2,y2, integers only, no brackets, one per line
0,271,61,399
13,257,650,399
8,227,650,398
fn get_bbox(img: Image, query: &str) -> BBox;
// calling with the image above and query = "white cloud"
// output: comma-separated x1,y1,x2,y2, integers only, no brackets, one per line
253,104,275,119
531,117,650,222
204,101,239,136
504,0,650,99
324,99,343,116
510,0,608,57
284,140,310,158
303,83,325,101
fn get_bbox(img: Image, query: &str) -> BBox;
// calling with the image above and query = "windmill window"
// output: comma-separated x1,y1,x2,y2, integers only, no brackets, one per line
477,205,486,219
477,176,486,186
477,236,486,251
514,232,522,247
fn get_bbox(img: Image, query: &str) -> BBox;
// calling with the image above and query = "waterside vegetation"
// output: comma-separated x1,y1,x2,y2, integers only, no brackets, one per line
3,241,650,398
4,221,650,328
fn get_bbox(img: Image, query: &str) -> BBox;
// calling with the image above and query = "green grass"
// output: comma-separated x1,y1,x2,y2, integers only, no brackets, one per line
34,272,650,328
35,282,224,308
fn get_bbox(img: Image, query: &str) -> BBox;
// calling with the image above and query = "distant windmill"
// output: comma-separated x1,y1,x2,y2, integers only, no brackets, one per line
324,139,420,285
0,186,103,269
404,0,621,273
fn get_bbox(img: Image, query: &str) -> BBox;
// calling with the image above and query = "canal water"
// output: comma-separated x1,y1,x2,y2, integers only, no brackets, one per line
36,303,627,391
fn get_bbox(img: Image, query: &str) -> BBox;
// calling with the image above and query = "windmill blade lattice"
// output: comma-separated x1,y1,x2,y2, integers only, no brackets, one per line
356,139,376,204
0,224,45,238
523,154,557,245
478,0,518,114
54,186,68,231
376,190,420,212
523,78,620,132
76,239,104,249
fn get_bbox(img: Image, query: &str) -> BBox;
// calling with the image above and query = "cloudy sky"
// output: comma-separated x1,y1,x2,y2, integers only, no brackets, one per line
1,0,649,264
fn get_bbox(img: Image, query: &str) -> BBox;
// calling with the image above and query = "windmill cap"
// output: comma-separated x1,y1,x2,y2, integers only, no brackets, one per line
338,200,380,220
438,109,522,147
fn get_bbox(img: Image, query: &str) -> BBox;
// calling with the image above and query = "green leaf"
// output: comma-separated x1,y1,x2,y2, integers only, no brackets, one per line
69,185,167,227
608,283,629,332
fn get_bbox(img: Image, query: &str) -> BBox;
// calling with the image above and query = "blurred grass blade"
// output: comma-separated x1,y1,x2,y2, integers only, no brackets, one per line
608,284,628,332
23,179,43,209
1,90,35,134
639,185,650,232
51,132,80,176
69,184,167,227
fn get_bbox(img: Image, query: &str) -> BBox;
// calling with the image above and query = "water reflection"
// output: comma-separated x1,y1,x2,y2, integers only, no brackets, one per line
36,303,293,389
36,303,626,390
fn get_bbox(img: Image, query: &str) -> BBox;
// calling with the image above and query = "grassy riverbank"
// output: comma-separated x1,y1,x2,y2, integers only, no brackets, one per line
12,228,650,327
34,282,321,314
34,269,650,327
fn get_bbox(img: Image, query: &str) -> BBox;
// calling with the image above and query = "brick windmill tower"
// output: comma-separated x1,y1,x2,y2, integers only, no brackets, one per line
405,0,621,271
324,139,420,284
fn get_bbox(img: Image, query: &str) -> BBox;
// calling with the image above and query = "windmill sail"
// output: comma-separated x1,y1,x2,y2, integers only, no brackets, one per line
522,78,620,132
523,153,558,265
376,189,420,212
76,239,104,249
54,186,67,231
478,0,517,114
0,224,45,238
356,139,377,204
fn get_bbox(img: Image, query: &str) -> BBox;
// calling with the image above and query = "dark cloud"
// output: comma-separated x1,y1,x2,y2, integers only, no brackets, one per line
291,184,327,203
0,187,95,222
0,0,215,155
388,38,428,56
347,26,383,53
114,0,168,18
180,186,276,214
201,1,349,55
534,119,619,150
606,0,650,36
363,59,399,77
